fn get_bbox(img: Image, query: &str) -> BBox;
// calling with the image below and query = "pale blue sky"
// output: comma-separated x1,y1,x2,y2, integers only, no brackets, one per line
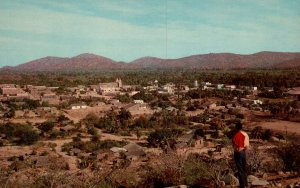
0,0,300,67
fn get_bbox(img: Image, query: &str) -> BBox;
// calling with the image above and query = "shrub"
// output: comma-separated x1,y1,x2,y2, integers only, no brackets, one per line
38,121,55,133
18,128,39,145
140,151,184,187
193,128,205,138
276,142,300,173
183,153,230,187
0,123,39,145
262,129,273,141
246,145,266,173
147,129,183,149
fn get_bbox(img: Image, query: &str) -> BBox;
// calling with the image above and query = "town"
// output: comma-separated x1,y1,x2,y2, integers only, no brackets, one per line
0,71,299,187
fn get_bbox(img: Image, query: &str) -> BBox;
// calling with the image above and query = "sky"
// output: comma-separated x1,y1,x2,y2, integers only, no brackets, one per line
0,0,300,67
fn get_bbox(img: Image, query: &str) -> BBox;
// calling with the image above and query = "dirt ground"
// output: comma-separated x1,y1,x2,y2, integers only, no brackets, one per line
64,106,113,123
250,120,300,135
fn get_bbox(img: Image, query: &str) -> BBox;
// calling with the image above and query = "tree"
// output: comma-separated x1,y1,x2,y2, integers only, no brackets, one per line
97,110,120,133
147,129,182,149
22,99,40,110
57,114,70,123
115,93,132,103
39,121,55,133
132,115,150,129
17,127,39,145
82,113,99,126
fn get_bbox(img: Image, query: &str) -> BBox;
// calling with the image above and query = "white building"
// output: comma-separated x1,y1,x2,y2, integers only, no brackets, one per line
253,99,263,105
133,100,144,104
194,80,198,87
70,103,88,110
225,85,236,90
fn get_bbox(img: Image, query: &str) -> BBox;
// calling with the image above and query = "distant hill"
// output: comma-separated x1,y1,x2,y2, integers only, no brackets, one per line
1,52,300,72
274,58,300,69
4,53,124,72
130,52,300,69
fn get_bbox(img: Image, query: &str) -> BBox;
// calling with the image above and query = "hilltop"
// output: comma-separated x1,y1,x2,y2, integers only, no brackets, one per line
1,51,300,72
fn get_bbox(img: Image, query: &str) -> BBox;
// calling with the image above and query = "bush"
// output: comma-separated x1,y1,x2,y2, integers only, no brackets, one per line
0,123,39,145
39,121,55,133
17,128,39,145
276,142,300,173
262,129,273,141
193,128,205,138
183,153,230,187
147,129,183,149
140,151,184,187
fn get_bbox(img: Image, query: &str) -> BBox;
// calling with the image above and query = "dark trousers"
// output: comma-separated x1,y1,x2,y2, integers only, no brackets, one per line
234,150,247,188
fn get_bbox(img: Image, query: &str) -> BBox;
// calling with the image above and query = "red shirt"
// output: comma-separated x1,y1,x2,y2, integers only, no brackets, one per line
232,130,249,151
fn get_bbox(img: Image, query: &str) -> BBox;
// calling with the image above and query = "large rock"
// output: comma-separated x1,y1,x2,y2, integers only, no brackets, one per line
224,174,239,186
123,143,146,157
251,179,269,186
247,175,259,183
110,147,127,153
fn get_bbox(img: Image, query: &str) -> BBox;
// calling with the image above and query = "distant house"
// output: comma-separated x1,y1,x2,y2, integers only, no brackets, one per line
225,85,236,90
27,85,53,99
202,82,212,86
0,86,29,100
99,78,122,95
70,103,88,110
0,84,16,88
287,87,300,101
41,93,59,105
129,91,139,96
216,84,224,90
133,100,144,104
253,99,263,105
175,133,194,150
158,83,175,94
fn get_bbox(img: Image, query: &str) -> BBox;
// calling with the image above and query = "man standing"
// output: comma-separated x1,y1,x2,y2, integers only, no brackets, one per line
232,122,249,188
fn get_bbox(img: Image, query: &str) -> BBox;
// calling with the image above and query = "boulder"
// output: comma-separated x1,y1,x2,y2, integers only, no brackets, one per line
247,175,259,183
70,148,81,156
110,147,127,153
276,183,282,187
277,171,284,175
224,174,239,186
251,179,269,186
123,143,146,157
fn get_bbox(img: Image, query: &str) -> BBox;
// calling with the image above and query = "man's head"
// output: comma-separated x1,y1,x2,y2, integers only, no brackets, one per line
235,121,243,130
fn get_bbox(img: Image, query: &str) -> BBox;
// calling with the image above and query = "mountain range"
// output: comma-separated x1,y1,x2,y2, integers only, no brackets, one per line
1,52,300,72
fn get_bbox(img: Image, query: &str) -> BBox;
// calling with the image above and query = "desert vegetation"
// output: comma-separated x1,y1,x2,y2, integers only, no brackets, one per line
0,70,300,187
